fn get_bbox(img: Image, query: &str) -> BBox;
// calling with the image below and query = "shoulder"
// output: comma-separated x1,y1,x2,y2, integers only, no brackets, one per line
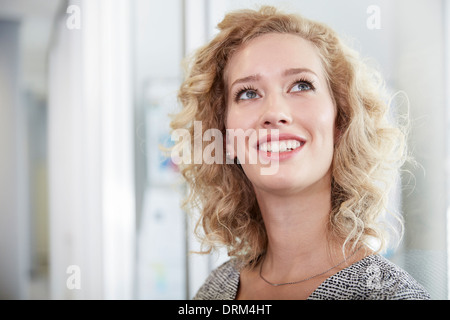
309,254,431,300
193,259,240,300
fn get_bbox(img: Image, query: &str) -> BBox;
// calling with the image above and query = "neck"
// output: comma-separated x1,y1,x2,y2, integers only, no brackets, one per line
254,181,342,276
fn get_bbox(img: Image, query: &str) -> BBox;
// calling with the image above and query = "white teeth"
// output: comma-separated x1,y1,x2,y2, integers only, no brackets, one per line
258,140,303,153
260,143,267,152
272,143,279,153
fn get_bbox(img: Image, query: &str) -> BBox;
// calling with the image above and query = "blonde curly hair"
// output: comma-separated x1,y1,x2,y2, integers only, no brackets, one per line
170,6,408,267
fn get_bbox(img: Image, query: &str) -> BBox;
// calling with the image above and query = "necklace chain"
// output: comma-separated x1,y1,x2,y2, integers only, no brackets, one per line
259,246,362,287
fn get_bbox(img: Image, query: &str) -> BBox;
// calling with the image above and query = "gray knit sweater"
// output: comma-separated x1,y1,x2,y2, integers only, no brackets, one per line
193,254,430,300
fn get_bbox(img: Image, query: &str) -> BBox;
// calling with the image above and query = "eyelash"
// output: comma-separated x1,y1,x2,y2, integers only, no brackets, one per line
233,78,316,103
292,77,316,92
233,85,258,102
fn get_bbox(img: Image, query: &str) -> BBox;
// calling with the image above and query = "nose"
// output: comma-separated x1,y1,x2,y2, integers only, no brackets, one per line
259,94,293,128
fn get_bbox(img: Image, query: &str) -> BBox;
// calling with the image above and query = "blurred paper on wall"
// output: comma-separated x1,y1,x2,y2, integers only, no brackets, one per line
137,188,185,299
144,79,181,187
137,78,186,299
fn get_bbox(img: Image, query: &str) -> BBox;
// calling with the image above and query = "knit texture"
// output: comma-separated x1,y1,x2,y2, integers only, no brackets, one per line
193,254,430,300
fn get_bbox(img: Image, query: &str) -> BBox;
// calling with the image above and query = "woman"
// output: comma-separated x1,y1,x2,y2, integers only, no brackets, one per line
170,6,430,300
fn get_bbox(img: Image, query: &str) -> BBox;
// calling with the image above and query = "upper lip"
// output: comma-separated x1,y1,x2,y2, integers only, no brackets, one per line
255,133,307,149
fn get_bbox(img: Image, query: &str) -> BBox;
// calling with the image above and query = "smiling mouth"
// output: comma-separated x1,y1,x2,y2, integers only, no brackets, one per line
258,139,305,153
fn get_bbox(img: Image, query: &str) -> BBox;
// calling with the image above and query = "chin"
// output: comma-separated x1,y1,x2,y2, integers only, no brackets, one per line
244,164,332,196
249,170,306,193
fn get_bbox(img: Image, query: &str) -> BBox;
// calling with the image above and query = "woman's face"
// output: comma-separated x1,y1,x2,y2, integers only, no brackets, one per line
225,33,336,196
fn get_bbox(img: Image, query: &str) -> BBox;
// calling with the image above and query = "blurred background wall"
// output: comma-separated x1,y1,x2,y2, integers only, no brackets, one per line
0,0,448,299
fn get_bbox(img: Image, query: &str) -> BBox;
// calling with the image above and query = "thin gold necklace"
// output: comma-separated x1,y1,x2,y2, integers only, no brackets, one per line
259,246,362,287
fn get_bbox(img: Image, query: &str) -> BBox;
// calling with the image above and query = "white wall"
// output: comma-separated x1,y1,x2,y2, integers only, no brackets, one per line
133,0,188,300
391,0,448,299
47,0,135,299
0,19,29,300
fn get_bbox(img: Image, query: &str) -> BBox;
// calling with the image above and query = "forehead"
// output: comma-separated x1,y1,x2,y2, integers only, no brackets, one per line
225,33,324,85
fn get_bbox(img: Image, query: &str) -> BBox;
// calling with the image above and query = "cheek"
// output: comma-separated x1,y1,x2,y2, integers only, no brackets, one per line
317,100,337,133
225,105,235,129
322,114,337,141
225,108,249,130
225,109,246,154
308,104,337,148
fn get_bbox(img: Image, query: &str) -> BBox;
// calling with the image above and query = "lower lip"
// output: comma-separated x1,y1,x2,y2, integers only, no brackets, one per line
257,143,305,162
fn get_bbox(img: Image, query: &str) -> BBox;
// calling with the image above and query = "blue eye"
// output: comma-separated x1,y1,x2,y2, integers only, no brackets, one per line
235,87,260,101
240,90,259,100
290,81,312,92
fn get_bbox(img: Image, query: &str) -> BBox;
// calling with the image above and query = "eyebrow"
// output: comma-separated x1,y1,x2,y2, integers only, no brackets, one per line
283,67,318,78
230,68,319,90
230,74,261,89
